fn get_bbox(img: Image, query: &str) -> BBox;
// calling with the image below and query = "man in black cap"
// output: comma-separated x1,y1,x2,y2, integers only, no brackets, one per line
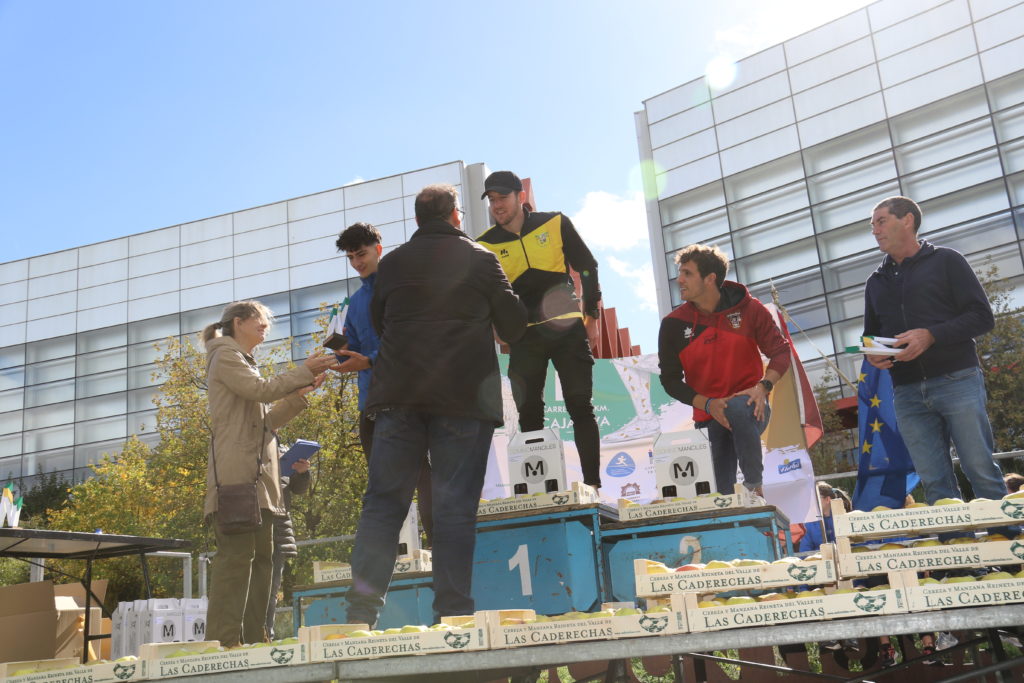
477,171,604,489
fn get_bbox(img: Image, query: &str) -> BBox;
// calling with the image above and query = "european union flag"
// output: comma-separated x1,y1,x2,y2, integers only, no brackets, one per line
852,359,920,511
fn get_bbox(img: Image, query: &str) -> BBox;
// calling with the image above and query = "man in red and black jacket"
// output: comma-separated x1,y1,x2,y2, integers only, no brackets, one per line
658,244,790,496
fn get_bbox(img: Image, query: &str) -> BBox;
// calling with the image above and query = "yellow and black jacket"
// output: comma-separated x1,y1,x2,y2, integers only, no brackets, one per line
477,210,601,326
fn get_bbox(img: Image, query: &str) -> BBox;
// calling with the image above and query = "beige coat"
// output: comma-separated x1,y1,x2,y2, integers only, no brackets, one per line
203,336,314,517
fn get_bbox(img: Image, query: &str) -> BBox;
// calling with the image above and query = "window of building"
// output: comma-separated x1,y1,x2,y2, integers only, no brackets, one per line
26,357,75,385
733,236,818,285
23,424,74,452
807,152,898,205
77,369,127,399
0,345,25,370
77,325,127,354
727,180,810,231
658,181,726,226
811,181,902,234
129,315,180,344
733,209,814,258
77,347,127,377
661,208,730,252
25,335,76,364
24,379,75,407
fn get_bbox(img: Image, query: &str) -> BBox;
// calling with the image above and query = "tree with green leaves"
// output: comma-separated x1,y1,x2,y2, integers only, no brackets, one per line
37,307,368,607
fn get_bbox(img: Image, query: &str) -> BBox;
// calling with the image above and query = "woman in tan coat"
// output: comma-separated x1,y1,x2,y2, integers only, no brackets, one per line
202,300,338,647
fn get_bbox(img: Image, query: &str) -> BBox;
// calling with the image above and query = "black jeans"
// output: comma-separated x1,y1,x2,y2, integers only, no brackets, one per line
508,320,601,487
359,410,433,546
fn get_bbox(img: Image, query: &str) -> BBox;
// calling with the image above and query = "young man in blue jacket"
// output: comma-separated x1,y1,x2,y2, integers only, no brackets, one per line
335,222,432,543
334,222,382,455
863,196,1004,507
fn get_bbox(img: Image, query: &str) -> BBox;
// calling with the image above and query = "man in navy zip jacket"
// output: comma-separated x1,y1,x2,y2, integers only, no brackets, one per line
863,196,1004,507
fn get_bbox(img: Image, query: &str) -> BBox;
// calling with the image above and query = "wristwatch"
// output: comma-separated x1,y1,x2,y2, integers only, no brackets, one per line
759,379,773,393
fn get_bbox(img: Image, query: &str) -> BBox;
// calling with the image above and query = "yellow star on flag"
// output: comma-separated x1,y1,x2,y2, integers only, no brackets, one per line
861,441,872,453
870,419,883,433
870,395,882,408
858,372,867,383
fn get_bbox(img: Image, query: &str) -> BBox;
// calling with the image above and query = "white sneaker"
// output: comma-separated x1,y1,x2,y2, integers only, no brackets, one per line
602,416,661,445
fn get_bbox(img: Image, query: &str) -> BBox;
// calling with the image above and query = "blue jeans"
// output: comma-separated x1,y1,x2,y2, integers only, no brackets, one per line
345,410,494,627
705,396,770,492
893,366,1004,504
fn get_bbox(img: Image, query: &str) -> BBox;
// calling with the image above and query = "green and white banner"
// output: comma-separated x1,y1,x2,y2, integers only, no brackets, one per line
483,354,693,505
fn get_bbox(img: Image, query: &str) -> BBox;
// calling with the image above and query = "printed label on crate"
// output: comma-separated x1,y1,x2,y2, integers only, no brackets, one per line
610,610,688,638
149,644,305,678
5,667,94,683
635,558,836,596
310,628,486,661
905,577,1024,612
89,659,147,683
834,498,1024,538
491,617,615,648
686,588,906,632
839,540,1024,576
477,482,599,517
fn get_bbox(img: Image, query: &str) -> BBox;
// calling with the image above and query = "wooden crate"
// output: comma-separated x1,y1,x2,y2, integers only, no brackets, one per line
834,536,1024,578
683,584,908,633
89,658,148,683
633,553,837,598
830,497,1024,540
0,658,91,683
477,482,599,518
891,570,1024,612
312,549,432,583
606,597,688,639
301,617,487,661
481,609,614,650
141,640,307,679
617,484,759,522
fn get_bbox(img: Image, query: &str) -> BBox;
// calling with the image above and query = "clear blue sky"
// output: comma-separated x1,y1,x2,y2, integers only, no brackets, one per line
0,0,869,351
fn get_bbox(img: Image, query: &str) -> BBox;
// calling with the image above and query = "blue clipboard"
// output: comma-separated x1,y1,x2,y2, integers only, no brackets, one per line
280,439,321,476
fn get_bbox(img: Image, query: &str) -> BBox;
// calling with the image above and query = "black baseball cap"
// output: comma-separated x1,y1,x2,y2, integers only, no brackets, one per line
481,170,523,198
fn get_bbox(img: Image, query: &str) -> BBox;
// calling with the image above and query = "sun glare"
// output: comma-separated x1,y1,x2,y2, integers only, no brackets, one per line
705,55,738,91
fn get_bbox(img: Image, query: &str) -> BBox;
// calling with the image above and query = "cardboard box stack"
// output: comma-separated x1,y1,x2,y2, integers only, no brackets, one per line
0,580,105,665
828,495,1024,612
111,597,207,659
633,552,907,633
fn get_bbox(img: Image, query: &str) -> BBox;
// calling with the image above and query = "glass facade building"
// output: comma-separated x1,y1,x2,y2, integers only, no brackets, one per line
0,161,492,490
637,0,1024,396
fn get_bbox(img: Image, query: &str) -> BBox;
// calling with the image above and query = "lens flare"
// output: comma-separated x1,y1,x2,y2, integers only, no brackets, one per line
705,56,738,92
629,159,666,201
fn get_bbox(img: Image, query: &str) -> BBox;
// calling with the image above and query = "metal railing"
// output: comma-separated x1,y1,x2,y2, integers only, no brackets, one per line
27,549,193,597
197,534,355,598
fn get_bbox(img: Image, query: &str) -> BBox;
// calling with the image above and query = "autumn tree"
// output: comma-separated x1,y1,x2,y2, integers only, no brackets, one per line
976,264,1024,454
808,370,856,477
